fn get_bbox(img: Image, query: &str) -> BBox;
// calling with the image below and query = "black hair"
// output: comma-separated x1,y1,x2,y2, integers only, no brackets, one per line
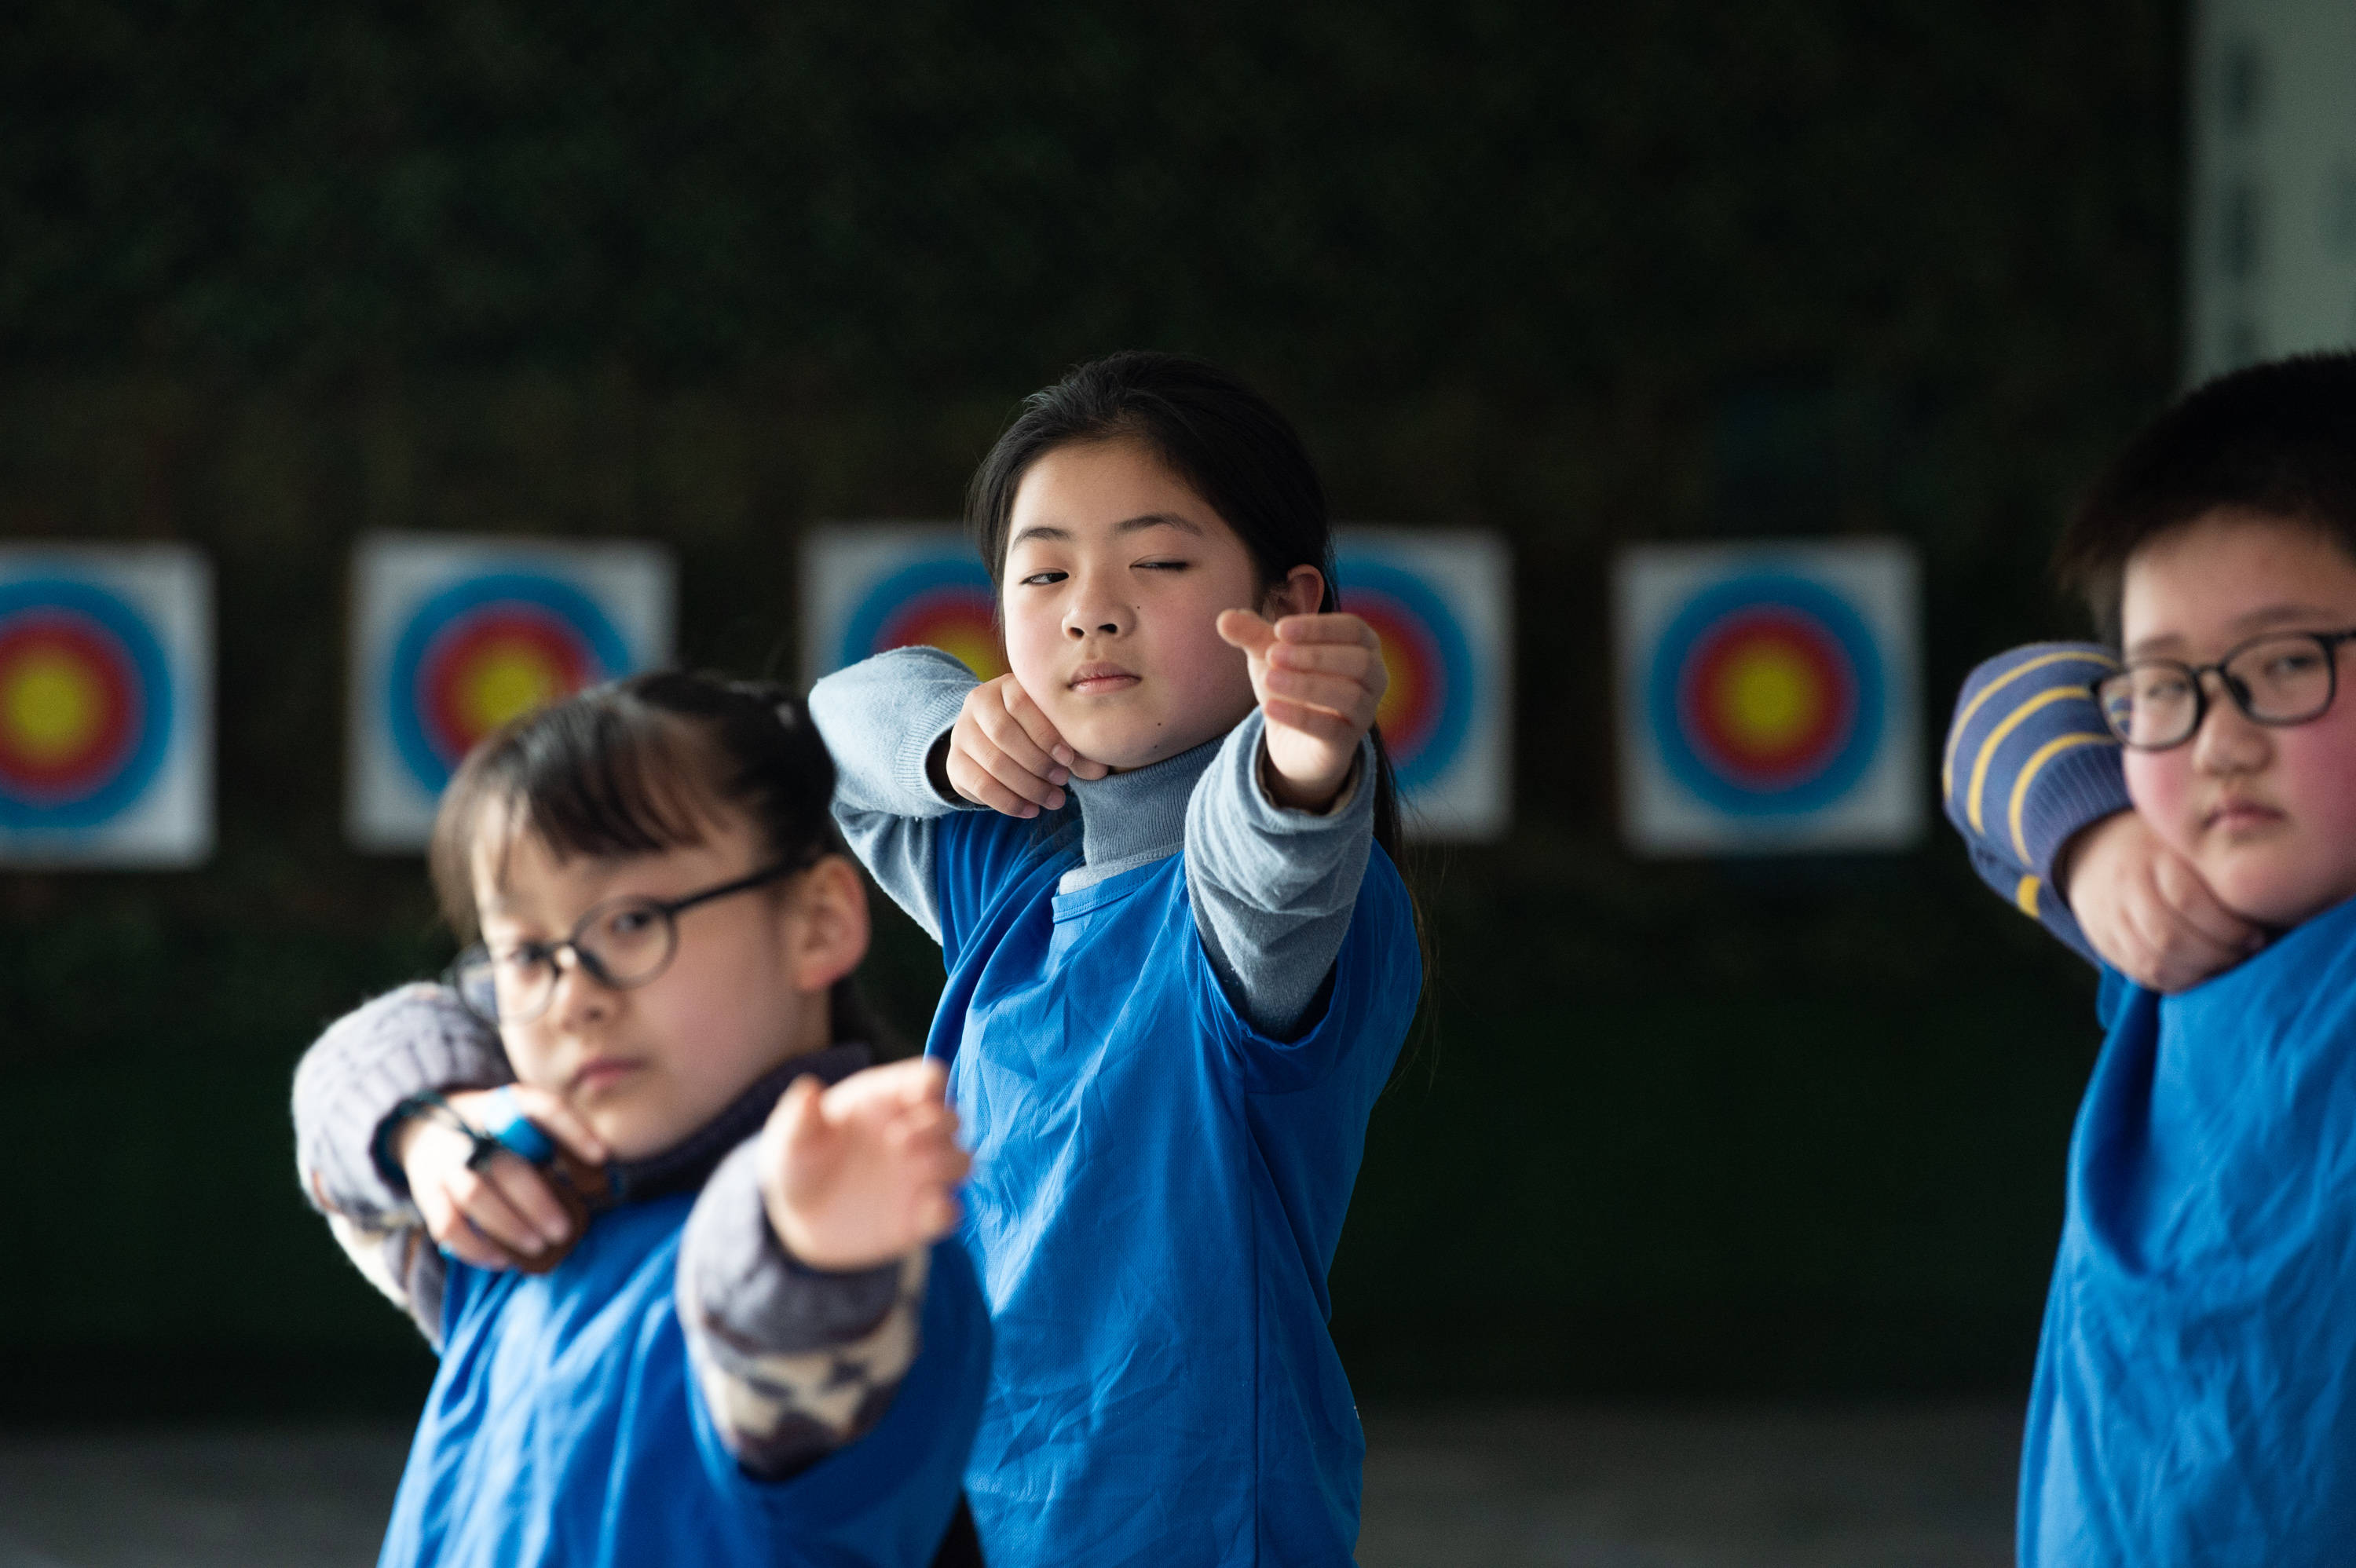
428,671,879,1046
2058,350,2356,644
968,350,1410,864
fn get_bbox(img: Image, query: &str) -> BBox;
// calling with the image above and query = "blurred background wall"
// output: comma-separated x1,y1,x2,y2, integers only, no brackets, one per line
0,0,2186,1418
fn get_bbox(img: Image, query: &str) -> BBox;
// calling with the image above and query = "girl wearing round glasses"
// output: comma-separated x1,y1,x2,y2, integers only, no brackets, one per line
291,673,990,1566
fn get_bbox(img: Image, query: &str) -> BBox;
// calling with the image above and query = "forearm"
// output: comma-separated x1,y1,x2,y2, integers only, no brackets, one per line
808,647,981,942
1186,709,1377,1038
1941,643,2127,938
292,983,514,1222
291,983,510,1343
675,1140,927,1479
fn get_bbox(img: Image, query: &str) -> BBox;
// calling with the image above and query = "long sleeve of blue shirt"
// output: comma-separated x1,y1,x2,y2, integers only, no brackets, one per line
1941,641,2130,964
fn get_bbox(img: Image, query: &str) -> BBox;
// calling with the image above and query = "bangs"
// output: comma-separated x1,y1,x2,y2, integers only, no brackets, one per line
429,693,727,940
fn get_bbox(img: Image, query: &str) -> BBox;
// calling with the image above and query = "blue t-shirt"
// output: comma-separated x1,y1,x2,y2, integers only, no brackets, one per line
926,809,1420,1567
2021,892,2356,1565
379,1194,991,1568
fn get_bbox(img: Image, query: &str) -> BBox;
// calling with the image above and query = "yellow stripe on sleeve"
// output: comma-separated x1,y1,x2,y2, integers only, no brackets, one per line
2006,731,2115,861
1941,649,2116,800
2014,874,2042,918
1966,687,2087,833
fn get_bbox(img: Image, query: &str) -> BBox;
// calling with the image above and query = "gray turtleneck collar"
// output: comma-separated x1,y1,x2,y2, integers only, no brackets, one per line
1058,733,1224,894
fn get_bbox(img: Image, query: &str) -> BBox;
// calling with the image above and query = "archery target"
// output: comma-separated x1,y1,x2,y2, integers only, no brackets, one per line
349,535,674,852
0,546,211,867
1616,540,1921,854
803,525,1007,685
1335,530,1511,840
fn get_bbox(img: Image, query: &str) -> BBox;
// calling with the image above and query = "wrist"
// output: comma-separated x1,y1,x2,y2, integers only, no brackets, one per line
2052,808,2134,908
1257,739,1359,815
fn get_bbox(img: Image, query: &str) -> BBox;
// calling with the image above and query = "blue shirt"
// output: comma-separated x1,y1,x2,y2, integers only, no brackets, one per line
927,808,1420,1567
379,1196,991,1568
2021,893,2356,1565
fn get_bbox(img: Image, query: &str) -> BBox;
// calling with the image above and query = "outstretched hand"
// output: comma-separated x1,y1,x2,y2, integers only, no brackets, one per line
758,1058,971,1273
941,674,1110,818
1216,609,1388,810
2060,810,2265,991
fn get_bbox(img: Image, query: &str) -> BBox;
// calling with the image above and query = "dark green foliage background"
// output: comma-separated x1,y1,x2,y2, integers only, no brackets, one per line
0,1,2178,1415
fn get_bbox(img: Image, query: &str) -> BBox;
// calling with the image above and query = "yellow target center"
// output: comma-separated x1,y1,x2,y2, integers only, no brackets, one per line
1717,644,1820,748
2,650,105,762
459,641,569,736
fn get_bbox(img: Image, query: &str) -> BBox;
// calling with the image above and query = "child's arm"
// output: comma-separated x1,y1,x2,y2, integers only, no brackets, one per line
291,985,515,1341
1944,642,2259,985
1185,612,1388,1038
292,985,597,1339
807,648,1008,944
676,1058,968,1480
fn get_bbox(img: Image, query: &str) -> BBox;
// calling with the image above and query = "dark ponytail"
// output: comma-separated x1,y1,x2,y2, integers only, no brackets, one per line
429,671,882,1047
968,350,1409,863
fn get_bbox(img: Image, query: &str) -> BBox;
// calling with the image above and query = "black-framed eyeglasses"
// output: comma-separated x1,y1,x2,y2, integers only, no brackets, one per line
449,859,807,1025
2091,627,2356,751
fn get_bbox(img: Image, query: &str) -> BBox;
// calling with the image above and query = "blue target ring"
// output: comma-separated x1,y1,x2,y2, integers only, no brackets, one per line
1337,556,1479,794
1647,572,1884,816
387,572,631,794
0,576,175,832
837,555,1001,674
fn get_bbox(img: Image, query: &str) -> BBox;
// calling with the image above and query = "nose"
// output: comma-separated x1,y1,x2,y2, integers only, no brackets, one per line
2191,671,2272,776
1061,568,1129,640
546,945,613,1027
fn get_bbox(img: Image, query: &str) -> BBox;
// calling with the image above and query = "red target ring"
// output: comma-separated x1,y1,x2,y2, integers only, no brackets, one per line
1676,607,1857,791
415,607,596,769
876,588,1007,682
0,612,142,805
1353,593,1447,763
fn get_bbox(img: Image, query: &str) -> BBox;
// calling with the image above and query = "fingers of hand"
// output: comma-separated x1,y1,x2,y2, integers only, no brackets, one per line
501,1084,607,1165
2123,866,2239,992
994,678,1081,769
2152,852,2265,953
1260,667,1381,723
947,729,1062,817
1216,609,1276,654
824,1058,949,1121
1274,612,1381,649
423,1162,553,1259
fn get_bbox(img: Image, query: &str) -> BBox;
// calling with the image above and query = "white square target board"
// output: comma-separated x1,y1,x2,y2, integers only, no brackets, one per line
347,533,675,852
800,522,1513,841
0,543,213,868
1615,539,1922,855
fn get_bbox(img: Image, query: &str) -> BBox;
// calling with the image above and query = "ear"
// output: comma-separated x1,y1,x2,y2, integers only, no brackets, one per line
1261,565,1326,621
781,855,872,994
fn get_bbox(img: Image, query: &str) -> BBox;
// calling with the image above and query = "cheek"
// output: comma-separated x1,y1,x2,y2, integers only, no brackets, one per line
2272,717,2356,836
2124,751,2198,847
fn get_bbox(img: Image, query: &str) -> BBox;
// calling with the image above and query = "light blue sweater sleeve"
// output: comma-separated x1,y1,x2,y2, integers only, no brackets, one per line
807,647,981,944
1186,709,1377,1040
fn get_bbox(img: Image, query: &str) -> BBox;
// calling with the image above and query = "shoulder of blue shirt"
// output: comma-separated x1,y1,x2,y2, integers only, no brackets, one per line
1941,641,2131,966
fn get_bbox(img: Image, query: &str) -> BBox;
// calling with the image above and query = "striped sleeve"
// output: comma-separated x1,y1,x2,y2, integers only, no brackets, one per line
1941,642,2129,963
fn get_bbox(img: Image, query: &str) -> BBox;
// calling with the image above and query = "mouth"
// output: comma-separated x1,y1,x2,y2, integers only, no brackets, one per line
568,1057,646,1098
1067,663,1141,696
2204,798,2286,836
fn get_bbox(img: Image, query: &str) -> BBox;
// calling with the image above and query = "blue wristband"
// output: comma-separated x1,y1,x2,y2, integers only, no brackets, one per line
479,1086,558,1167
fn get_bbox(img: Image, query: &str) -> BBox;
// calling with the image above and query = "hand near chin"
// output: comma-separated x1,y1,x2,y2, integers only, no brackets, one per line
396,1084,608,1270
1216,609,1388,811
757,1058,971,1273
940,674,1110,818
2062,810,2266,991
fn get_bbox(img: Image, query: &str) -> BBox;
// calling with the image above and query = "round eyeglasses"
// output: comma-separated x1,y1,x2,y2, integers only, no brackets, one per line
2091,627,2356,751
448,859,803,1025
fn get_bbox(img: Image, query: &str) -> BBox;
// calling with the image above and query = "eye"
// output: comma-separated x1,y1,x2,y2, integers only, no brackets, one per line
496,941,552,974
1136,558,1191,572
607,906,660,938
1017,569,1067,587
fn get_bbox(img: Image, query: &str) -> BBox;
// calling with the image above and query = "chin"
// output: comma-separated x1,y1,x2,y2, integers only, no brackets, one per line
2210,857,2355,931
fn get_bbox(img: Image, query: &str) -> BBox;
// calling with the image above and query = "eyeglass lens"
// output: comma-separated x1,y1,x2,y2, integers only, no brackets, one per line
459,899,679,1024
2098,633,2338,748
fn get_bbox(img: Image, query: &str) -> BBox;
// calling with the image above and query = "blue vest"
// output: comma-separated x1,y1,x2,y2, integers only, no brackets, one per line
379,1197,990,1568
2022,894,2356,1565
925,811,1420,1567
